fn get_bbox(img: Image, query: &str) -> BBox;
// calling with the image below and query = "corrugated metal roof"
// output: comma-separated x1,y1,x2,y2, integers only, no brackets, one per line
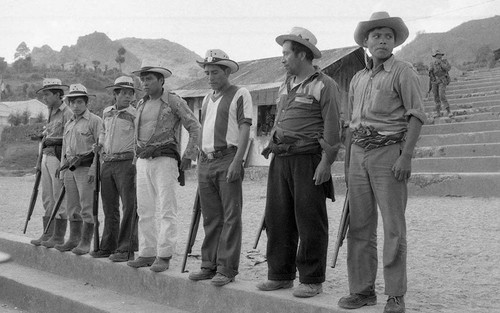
174,46,362,97
0,99,48,117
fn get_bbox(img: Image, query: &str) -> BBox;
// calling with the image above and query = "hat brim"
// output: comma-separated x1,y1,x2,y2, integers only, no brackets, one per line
36,84,69,94
196,59,239,74
275,35,322,59
131,67,172,79
105,84,142,92
354,17,409,48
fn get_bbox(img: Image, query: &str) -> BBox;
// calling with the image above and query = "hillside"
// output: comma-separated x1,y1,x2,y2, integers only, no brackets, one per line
397,15,500,66
30,32,203,89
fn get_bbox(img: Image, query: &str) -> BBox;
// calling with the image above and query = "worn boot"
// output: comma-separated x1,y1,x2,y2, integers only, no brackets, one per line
55,220,82,252
41,219,67,248
31,216,52,246
72,222,94,255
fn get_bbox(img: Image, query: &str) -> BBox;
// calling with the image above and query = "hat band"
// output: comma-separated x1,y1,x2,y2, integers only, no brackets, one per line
68,91,88,95
204,56,228,63
43,84,64,88
116,82,134,87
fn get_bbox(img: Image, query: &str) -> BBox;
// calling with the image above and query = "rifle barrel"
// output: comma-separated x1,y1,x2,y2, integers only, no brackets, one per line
181,190,201,273
45,186,66,234
23,141,44,234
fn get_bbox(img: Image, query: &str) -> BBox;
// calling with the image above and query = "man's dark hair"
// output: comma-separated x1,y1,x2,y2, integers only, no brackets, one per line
50,89,65,100
365,27,396,42
69,96,89,105
113,88,135,96
290,41,314,62
140,71,164,84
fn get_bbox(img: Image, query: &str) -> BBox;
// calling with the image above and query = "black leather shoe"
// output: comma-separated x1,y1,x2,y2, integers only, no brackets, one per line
338,293,377,309
256,280,293,291
211,273,234,286
384,296,405,313
188,268,216,281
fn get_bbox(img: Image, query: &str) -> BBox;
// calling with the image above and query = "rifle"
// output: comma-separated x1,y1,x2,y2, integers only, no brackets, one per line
252,213,266,250
181,190,201,273
23,139,44,234
44,186,66,234
93,142,101,252
331,190,350,268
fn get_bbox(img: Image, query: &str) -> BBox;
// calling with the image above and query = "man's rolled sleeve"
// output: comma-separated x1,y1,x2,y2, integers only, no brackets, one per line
320,80,342,164
177,100,201,161
400,67,427,125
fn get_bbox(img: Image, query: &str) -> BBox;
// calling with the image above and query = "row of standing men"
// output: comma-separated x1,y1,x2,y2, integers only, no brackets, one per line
30,11,426,313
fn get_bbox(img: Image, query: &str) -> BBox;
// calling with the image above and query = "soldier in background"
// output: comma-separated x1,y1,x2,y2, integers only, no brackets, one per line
429,49,452,117
31,79,72,249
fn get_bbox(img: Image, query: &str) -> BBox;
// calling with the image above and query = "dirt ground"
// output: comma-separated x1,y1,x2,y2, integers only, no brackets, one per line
0,174,499,313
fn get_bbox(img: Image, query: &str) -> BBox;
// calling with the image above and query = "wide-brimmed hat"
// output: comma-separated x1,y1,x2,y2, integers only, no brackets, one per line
354,11,409,48
131,60,172,79
432,49,445,57
105,76,141,91
276,27,322,59
36,78,69,94
196,49,239,74
64,84,96,99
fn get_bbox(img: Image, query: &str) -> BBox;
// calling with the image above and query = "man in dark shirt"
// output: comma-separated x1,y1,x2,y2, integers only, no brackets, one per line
256,27,341,298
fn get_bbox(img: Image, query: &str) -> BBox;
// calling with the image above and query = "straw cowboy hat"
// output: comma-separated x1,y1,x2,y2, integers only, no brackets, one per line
432,49,445,57
131,60,172,79
64,84,96,99
105,76,141,91
196,49,239,74
354,11,409,48
36,78,69,93
276,27,322,59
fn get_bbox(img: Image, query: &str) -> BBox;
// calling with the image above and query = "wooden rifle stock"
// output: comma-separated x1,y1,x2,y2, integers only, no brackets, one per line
23,140,44,234
253,213,266,250
181,190,201,273
331,190,350,268
44,186,66,234
92,143,101,252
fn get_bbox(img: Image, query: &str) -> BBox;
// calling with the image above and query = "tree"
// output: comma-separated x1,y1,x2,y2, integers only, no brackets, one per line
0,57,7,74
115,46,126,73
475,45,493,68
92,60,101,72
21,109,31,125
14,42,31,61
8,112,22,126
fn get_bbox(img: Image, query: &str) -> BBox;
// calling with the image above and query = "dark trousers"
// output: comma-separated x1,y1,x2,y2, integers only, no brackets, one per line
265,154,328,284
100,159,138,253
198,152,243,278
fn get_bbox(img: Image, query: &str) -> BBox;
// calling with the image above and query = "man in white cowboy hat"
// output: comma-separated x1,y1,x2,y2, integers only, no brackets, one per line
429,49,452,117
127,60,200,272
30,78,72,249
337,12,427,313
187,49,252,286
54,83,103,256
89,76,139,262
256,27,341,298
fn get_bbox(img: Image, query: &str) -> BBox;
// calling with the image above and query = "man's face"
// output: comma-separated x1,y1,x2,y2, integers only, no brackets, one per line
281,41,301,76
204,64,230,92
140,73,163,96
68,97,87,116
115,88,134,110
42,90,59,109
364,27,395,62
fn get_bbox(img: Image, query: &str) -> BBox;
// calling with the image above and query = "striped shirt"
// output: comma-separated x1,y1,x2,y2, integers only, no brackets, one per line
200,85,252,153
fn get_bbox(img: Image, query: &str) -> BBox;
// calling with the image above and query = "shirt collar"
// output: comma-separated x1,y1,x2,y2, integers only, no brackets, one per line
287,69,321,89
72,109,90,121
366,54,395,72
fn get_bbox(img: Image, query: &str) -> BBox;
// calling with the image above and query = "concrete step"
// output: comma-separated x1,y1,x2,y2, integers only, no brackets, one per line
424,94,500,106
331,156,500,173
0,232,382,313
418,130,500,146
0,263,180,313
425,89,500,101
420,120,500,135
451,77,500,88
429,110,500,124
414,143,500,158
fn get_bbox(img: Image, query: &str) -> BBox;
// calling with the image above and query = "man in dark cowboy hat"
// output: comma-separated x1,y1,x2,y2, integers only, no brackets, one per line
90,76,139,262
188,49,252,286
338,12,426,313
429,49,452,118
55,84,103,256
31,78,72,249
127,60,200,272
256,27,342,298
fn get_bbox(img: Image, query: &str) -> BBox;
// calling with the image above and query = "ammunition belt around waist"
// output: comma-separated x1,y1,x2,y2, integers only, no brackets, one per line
352,128,405,151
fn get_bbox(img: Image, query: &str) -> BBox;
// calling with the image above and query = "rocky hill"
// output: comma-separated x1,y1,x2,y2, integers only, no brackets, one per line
30,32,203,88
396,15,500,66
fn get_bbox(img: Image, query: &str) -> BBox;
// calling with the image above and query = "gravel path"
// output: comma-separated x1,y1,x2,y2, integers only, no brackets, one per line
1,175,499,313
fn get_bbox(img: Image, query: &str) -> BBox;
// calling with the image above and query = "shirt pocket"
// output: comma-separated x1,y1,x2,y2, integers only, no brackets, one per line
371,88,399,115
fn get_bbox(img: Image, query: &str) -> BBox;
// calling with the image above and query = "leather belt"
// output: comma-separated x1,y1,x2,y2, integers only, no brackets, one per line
200,146,237,160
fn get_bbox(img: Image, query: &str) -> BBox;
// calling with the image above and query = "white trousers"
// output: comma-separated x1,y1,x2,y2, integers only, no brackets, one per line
41,154,66,218
136,157,179,258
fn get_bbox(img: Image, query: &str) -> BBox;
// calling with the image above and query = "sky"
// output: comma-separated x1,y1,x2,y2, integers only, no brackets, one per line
1,0,499,63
